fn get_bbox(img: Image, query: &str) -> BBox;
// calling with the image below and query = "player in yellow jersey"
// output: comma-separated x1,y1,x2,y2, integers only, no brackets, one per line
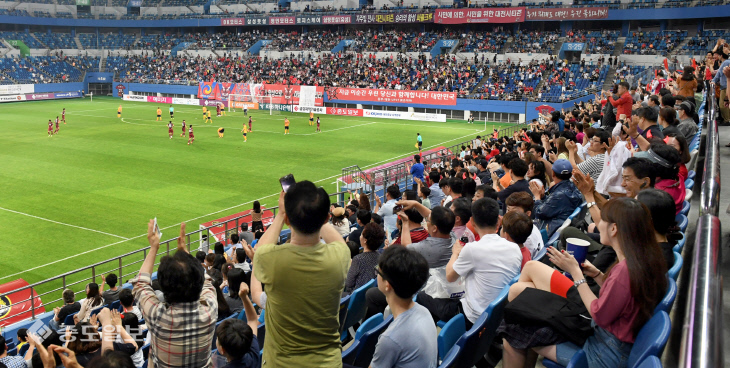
241,123,248,142
207,110,212,123
202,106,208,121
284,117,290,134
117,105,122,118
156,107,162,121
218,127,225,138
309,111,314,126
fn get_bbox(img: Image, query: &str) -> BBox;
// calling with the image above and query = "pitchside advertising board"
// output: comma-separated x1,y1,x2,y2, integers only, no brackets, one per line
0,84,33,95
0,91,81,103
198,82,324,107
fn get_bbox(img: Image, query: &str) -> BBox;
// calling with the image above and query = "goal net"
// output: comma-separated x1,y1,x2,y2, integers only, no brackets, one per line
228,94,280,115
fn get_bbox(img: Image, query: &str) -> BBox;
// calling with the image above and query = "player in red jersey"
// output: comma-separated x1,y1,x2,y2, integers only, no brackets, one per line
47,119,53,137
216,104,221,117
187,125,195,145
62,108,66,124
248,116,254,132
54,117,60,133
168,121,174,139
181,120,187,137
316,116,321,132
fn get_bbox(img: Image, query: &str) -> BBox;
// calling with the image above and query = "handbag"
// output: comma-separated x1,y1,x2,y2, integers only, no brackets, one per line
503,287,594,346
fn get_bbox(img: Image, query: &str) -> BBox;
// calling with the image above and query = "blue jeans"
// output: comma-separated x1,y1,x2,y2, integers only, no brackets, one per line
555,322,632,368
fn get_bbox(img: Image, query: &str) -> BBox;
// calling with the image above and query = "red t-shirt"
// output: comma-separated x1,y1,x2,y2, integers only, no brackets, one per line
655,178,685,215
590,260,641,343
520,246,531,271
393,228,429,246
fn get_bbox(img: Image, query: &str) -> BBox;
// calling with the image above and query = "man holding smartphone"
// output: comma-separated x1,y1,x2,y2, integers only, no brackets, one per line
251,181,350,367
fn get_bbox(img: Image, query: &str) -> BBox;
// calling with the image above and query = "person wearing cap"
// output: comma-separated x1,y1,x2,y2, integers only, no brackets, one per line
528,159,583,236
676,101,698,141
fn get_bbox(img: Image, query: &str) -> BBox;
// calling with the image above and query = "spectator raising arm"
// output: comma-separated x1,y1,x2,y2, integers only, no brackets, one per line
258,191,287,246
140,219,162,275
238,282,259,333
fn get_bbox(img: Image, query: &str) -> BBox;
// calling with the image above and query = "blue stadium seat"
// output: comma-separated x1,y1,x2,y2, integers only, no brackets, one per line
687,170,696,181
542,349,587,368
654,277,677,314
63,311,78,326
438,314,466,361
341,313,393,366
533,245,549,262
540,229,548,244
110,300,121,311
668,252,683,281
673,234,685,253
680,201,690,216
628,311,671,366
340,278,376,340
637,356,662,368
684,179,694,190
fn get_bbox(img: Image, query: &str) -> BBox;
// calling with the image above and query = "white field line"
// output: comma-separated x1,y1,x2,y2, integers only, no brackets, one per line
0,206,129,240
0,121,486,280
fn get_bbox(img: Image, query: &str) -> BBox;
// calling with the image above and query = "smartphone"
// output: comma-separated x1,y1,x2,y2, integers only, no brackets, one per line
459,236,469,246
392,204,403,214
153,217,162,239
280,174,296,193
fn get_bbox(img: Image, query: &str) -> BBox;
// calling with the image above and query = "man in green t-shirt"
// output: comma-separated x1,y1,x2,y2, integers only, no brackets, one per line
251,181,350,367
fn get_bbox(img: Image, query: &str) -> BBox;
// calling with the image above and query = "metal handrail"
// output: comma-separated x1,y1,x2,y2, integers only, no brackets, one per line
0,189,352,325
677,80,724,368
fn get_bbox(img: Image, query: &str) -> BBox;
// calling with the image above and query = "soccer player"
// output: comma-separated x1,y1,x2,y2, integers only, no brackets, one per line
168,121,174,139
416,133,423,153
248,116,254,132
169,105,174,119
181,120,187,137
219,102,226,116
216,103,221,117
468,114,474,124
156,107,162,121
284,117,290,135
55,116,60,133
309,111,314,126
218,127,225,138
47,119,53,137
316,116,321,132
202,106,208,121
117,105,122,118
188,125,195,145
243,105,248,116
242,123,248,142
207,110,212,124
62,108,66,124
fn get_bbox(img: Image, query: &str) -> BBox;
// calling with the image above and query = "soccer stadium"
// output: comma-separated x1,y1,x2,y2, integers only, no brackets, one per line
0,0,728,366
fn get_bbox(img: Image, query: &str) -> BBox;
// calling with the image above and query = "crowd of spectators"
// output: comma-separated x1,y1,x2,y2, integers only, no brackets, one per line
510,30,560,53
566,29,620,54
623,30,688,55
460,29,510,53
2,64,700,368
472,58,550,100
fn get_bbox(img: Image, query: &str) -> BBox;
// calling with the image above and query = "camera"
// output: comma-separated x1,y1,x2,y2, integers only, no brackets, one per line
392,204,403,214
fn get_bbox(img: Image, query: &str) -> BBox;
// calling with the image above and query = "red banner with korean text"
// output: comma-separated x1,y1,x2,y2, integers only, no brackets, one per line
326,87,457,105
525,7,608,21
434,7,525,24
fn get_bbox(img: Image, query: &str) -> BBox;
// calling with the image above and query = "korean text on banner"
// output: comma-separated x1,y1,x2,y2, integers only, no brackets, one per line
525,7,608,20
326,87,457,105
434,7,525,24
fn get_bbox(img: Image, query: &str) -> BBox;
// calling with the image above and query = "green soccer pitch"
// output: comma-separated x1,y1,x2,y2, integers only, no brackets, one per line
0,96,506,287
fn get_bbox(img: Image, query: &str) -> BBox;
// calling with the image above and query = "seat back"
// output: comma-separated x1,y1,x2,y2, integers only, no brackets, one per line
438,343,462,368
680,201,690,216
452,283,511,368
338,294,351,331
636,356,662,368
540,229,548,244
653,277,677,314
63,311,78,326
340,279,376,337
673,234,686,253
351,315,393,367
342,313,385,363
627,311,671,367
668,252,682,281
684,178,694,190
110,300,121,311
533,245,549,262
676,214,688,232
438,314,466,361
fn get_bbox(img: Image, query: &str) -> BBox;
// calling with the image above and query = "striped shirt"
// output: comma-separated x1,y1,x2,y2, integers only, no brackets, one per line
132,272,217,368
577,153,606,181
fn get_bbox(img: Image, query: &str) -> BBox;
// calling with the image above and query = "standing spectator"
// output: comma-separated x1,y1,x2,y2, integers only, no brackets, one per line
397,201,455,268
567,130,609,181
427,171,445,208
75,283,104,323
713,51,730,122
676,66,698,97
495,158,531,206
410,155,425,190
251,182,350,366
251,201,264,233
226,234,243,259
49,289,81,330
100,274,120,304
132,221,218,368
607,82,633,122
375,184,402,235
370,246,437,368
223,268,246,315
345,223,384,294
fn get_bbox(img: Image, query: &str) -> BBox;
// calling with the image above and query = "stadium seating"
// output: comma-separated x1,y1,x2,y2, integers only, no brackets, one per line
623,30,687,55
0,31,45,49
510,30,560,53
34,32,77,49
460,31,509,53
654,277,678,314
341,313,393,366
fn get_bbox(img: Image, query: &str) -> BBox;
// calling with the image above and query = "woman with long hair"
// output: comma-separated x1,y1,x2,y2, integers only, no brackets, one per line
251,200,263,232
330,207,351,237
358,193,371,212
503,197,668,368
637,189,682,269
76,283,104,322
657,107,681,137
527,160,550,190
556,137,569,160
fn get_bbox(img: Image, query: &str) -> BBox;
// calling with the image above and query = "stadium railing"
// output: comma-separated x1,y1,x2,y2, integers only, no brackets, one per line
669,80,724,368
0,189,353,324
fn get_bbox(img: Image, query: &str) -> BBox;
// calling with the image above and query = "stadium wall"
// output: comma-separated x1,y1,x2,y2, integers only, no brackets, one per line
34,82,84,94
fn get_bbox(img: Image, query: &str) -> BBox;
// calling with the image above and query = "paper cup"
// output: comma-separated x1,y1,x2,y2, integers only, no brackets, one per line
565,238,591,265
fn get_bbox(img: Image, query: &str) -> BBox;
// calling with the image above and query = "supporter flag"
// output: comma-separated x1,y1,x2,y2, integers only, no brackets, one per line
692,58,697,70
663,58,670,73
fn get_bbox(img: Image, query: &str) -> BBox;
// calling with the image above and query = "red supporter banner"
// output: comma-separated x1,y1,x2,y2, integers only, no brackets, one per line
434,7,525,24
0,279,45,327
221,18,245,26
327,107,364,116
269,16,295,25
525,7,608,20
322,15,352,24
146,96,172,104
327,87,457,105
